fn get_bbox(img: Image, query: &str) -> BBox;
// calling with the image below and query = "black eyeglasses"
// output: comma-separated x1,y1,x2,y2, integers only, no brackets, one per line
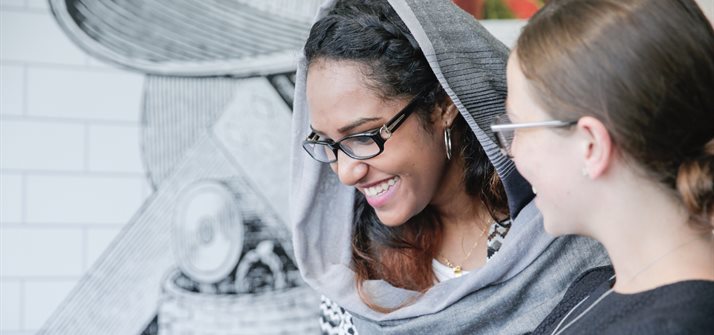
303,89,430,163
490,114,577,157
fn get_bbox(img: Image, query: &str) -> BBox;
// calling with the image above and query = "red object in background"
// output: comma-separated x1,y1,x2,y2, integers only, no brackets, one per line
454,0,542,19
506,0,541,19
453,0,485,19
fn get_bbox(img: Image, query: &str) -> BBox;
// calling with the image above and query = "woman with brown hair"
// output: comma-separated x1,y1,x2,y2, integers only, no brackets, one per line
493,0,714,333
290,0,608,334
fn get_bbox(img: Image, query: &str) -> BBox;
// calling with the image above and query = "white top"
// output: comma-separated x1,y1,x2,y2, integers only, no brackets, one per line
431,218,513,282
432,258,472,282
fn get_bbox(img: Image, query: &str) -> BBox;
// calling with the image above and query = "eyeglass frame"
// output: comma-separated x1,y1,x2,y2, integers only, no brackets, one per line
302,88,431,163
490,114,578,157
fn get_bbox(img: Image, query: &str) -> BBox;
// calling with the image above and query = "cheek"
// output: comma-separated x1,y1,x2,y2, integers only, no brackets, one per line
512,137,540,184
512,134,568,200
386,125,445,187
514,157,540,196
386,120,441,164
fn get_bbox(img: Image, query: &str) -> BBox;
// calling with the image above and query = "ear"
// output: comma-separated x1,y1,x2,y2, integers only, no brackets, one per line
438,97,460,127
577,116,614,178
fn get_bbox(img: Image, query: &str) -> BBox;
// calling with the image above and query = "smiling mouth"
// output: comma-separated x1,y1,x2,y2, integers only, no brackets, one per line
364,176,399,197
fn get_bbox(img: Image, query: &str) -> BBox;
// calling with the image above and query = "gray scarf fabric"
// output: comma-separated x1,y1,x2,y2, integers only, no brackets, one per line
290,0,609,333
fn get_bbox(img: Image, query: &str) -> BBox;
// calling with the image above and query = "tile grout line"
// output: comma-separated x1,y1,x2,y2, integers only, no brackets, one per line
22,64,28,116
20,172,26,224
82,227,89,272
1,60,125,74
18,279,25,331
0,114,140,127
84,122,90,172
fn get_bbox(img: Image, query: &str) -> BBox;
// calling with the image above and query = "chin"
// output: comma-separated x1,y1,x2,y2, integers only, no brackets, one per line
375,210,409,227
542,215,576,236
543,221,563,236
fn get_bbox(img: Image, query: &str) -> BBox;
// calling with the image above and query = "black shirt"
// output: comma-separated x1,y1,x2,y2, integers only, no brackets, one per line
532,266,714,335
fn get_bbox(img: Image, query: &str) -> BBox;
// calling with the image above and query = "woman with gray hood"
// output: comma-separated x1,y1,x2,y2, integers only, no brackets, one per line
290,0,609,334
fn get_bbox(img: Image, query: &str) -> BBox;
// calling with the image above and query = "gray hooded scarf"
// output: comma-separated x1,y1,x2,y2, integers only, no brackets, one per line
290,0,610,333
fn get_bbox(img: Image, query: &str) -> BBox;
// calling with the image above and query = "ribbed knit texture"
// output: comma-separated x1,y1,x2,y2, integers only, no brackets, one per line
50,0,323,75
396,0,531,215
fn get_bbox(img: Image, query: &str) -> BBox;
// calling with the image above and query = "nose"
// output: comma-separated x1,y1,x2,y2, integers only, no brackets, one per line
332,151,368,186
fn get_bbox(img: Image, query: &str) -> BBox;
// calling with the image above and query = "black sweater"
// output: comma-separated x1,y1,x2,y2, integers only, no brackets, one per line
532,266,714,335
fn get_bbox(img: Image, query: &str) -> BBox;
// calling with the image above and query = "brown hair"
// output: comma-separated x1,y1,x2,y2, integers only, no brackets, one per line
516,0,714,229
304,0,509,312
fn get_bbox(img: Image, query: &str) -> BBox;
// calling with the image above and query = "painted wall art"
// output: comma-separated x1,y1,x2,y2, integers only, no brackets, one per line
40,1,324,334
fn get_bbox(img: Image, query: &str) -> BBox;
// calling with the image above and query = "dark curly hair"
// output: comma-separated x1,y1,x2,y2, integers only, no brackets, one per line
304,0,509,312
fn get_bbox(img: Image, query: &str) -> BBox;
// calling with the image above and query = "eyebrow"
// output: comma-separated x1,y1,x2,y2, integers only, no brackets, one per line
310,117,383,137
338,117,382,133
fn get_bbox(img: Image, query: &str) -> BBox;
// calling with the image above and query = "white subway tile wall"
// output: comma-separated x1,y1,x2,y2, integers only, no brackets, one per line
27,67,143,121
25,0,48,10
86,56,117,69
1,227,84,277
0,120,85,171
85,226,124,270
25,175,145,224
701,0,714,22
88,124,144,173
0,174,23,223
0,281,22,331
0,65,23,115
22,280,78,330
0,11,87,65
0,4,146,334
0,0,25,9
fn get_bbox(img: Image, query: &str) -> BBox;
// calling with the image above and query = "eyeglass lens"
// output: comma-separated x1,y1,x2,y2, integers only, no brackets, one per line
304,135,383,163
494,114,514,154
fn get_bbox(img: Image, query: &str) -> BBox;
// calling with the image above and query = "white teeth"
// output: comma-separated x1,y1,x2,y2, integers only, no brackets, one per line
364,177,399,197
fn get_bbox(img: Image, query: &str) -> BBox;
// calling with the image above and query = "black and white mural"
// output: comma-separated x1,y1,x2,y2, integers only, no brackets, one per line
39,1,324,334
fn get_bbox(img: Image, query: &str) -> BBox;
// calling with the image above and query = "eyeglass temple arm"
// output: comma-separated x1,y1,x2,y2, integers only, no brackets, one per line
491,120,577,132
305,132,320,141
382,90,429,136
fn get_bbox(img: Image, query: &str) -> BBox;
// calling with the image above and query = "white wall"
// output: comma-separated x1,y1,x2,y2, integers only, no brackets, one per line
699,0,714,23
0,1,149,334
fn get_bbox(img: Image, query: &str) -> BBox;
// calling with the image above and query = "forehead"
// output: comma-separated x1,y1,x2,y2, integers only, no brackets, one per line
506,53,546,121
506,54,528,107
306,60,397,133
307,60,372,102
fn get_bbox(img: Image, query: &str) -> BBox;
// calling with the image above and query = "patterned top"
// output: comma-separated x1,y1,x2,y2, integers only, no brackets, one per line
319,219,512,335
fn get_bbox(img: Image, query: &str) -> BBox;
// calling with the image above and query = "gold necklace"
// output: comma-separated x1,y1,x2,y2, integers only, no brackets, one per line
439,223,488,277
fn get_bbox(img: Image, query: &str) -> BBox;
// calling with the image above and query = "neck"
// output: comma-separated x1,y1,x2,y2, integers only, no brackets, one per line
585,172,714,293
432,155,491,229
431,156,492,270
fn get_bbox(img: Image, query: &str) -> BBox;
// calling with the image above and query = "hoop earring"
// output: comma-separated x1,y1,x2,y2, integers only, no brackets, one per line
444,127,452,160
